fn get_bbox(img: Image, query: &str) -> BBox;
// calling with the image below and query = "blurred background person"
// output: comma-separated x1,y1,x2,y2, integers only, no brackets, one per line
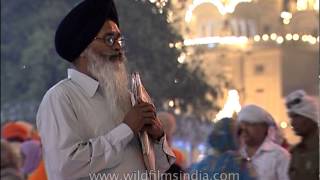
285,90,319,180
158,111,186,179
2,121,31,156
1,121,47,180
188,117,256,180
20,140,42,179
1,139,24,180
237,105,290,180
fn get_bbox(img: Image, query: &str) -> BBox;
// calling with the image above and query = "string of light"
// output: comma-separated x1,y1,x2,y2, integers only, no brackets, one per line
173,34,319,47
253,33,318,45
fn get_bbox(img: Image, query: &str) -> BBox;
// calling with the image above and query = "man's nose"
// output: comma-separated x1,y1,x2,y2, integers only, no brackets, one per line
113,41,121,51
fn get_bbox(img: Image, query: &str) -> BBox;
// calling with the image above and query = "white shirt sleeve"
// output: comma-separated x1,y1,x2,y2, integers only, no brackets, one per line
36,88,134,179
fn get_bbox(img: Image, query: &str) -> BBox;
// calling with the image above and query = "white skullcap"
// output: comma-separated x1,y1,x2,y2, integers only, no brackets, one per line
157,112,176,135
285,90,319,123
237,104,275,126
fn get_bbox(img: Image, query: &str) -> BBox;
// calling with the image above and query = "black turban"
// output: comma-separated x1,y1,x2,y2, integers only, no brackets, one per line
55,0,119,62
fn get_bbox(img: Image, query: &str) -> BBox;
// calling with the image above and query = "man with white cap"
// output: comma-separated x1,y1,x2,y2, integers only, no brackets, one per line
237,104,290,180
285,90,319,180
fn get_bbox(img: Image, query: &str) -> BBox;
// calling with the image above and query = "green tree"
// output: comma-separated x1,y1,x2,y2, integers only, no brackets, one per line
1,0,72,121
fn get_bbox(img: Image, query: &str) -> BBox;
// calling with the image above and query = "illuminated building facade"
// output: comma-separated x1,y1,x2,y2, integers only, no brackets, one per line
169,0,319,144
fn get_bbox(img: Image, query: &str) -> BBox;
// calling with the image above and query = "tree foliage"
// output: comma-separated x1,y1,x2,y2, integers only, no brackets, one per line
1,0,217,122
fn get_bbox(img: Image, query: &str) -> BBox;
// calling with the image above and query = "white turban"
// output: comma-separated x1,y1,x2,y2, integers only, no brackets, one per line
285,90,319,123
237,104,281,143
237,104,275,126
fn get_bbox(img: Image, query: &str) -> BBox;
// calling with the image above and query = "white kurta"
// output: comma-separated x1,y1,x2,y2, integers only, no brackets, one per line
240,138,290,180
36,69,175,180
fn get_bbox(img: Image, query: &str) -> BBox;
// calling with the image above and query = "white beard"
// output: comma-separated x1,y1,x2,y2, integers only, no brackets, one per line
85,48,132,124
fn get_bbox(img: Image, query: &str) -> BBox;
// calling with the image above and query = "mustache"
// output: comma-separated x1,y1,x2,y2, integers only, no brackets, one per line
102,51,124,61
104,51,122,56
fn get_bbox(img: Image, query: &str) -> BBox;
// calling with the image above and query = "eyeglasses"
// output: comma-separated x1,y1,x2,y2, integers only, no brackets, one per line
94,34,126,48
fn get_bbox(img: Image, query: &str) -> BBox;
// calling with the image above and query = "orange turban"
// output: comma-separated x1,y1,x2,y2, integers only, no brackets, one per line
2,122,30,141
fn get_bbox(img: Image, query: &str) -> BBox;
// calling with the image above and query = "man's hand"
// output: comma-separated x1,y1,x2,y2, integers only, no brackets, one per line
143,117,164,141
123,102,156,134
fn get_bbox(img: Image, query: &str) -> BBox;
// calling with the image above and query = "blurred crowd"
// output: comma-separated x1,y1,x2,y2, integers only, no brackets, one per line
1,89,319,180
160,89,319,180
1,121,47,180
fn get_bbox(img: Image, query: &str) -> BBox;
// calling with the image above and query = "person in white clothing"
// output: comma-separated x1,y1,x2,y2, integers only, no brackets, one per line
285,90,319,180
36,0,175,179
237,104,290,180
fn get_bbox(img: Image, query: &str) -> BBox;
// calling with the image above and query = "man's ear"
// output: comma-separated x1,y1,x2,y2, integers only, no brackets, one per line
74,50,86,65
72,56,87,71
79,50,86,58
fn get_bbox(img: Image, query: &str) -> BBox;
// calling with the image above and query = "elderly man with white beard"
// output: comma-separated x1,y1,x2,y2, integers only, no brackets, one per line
36,0,175,179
